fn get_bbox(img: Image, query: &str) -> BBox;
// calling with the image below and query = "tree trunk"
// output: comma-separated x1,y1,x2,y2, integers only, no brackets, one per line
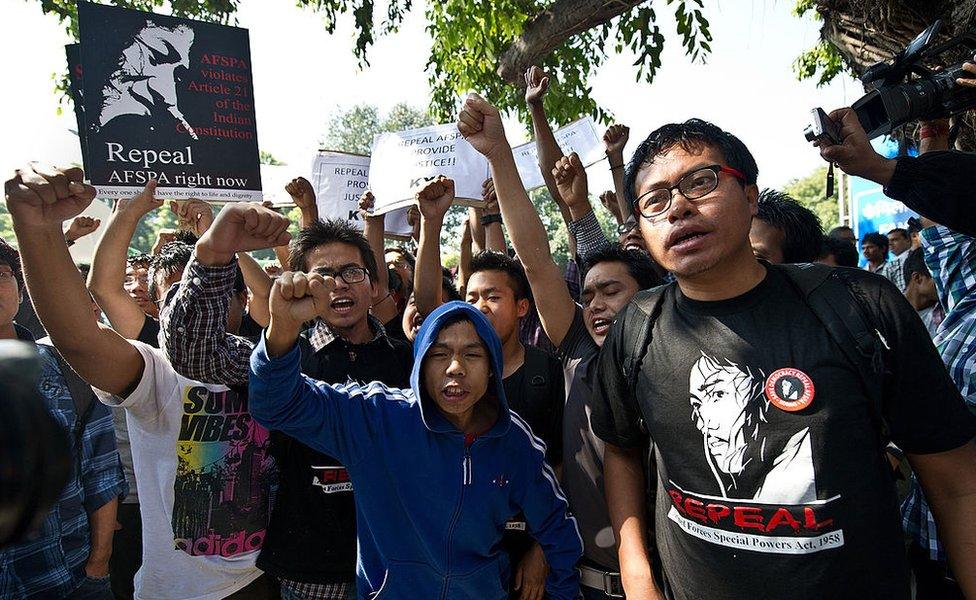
496,0,646,86
814,0,976,149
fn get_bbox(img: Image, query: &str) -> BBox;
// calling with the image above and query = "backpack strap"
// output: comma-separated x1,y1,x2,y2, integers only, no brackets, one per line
46,345,97,473
620,284,671,395
779,264,891,445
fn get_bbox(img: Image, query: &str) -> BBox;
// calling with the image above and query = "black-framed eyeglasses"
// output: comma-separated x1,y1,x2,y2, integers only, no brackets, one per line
632,164,746,219
314,266,369,285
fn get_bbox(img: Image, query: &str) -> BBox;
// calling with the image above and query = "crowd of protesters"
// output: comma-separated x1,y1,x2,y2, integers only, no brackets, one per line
2,61,976,600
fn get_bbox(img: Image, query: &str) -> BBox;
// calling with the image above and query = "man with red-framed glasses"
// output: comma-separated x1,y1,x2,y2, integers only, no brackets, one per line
571,117,976,600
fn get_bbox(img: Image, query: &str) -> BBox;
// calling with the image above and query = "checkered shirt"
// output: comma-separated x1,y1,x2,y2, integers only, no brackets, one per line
280,578,353,599
0,337,127,597
901,225,976,562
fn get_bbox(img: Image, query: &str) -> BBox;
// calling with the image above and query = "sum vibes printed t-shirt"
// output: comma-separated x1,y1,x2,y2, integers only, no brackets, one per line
592,266,976,600
96,341,275,600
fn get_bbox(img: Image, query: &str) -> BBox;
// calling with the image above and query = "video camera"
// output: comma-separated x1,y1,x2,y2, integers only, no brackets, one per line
805,19,976,143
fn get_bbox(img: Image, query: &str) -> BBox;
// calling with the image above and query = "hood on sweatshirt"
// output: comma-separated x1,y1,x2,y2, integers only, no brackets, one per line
410,301,510,438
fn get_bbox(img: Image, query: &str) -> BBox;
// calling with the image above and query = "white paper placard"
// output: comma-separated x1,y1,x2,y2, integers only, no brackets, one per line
513,117,606,190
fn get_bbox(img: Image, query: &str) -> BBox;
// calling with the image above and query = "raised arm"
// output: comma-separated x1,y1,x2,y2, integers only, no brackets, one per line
554,153,613,261
480,178,507,252
525,66,577,257
254,272,378,466
237,251,272,328
458,94,577,348
286,176,319,228
457,218,474,296
164,203,291,386
603,124,632,221
359,191,398,325
64,215,101,246
6,164,144,396
413,176,455,317
88,181,162,338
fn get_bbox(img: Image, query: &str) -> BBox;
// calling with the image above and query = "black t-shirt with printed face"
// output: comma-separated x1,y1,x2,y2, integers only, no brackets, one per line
592,265,976,600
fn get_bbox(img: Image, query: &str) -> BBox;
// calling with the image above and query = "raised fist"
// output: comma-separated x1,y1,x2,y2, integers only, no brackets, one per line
172,198,214,236
270,271,336,331
5,163,97,230
457,94,508,162
285,177,316,209
416,176,456,221
358,190,381,221
599,190,622,221
152,229,179,255
552,153,589,210
524,66,550,106
65,215,102,242
196,203,292,266
481,178,498,214
603,124,630,156
114,180,163,217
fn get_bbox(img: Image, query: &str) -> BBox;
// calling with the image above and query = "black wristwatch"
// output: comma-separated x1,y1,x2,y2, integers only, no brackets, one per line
480,213,503,226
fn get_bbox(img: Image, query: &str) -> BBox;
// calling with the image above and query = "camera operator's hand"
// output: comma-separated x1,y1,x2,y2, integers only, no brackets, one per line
817,108,897,187
957,57,976,88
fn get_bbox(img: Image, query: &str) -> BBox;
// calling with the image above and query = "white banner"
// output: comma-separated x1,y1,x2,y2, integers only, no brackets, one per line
367,124,489,215
513,117,606,190
311,151,413,239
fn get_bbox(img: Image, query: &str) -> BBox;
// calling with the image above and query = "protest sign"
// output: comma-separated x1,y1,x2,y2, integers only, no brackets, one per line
367,124,489,215
513,117,605,190
78,2,262,201
311,152,413,239
65,44,91,174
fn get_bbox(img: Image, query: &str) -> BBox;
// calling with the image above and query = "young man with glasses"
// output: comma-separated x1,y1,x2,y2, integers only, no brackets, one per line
580,117,976,599
162,209,413,599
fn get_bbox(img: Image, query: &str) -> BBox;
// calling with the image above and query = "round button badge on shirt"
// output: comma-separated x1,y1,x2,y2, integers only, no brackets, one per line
764,368,815,412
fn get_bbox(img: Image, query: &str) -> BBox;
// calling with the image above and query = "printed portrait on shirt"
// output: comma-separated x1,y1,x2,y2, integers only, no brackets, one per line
688,352,816,503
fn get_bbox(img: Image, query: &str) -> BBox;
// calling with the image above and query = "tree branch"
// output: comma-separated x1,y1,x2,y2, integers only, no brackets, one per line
497,0,647,85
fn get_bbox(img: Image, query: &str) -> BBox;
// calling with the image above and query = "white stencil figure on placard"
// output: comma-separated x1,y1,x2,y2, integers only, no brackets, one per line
97,20,198,139
689,352,817,503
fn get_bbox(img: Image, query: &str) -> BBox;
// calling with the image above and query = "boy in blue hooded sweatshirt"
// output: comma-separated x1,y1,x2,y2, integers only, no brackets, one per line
249,268,583,600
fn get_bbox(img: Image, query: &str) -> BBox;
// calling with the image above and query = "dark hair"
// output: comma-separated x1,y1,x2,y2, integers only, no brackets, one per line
0,239,23,291
148,242,193,303
469,250,531,301
126,253,152,270
442,278,461,302
828,225,854,240
903,247,931,283
289,219,377,278
173,230,199,245
756,189,824,263
582,245,662,290
819,237,859,268
76,263,91,280
887,227,909,241
861,232,889,251
625,119,758,206
388,268,404,295
386,246,416,270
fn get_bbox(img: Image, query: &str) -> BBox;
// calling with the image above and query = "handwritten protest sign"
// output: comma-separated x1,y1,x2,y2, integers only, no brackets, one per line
367,124,489,215
513,117,605,190
312,152,413,239
79,2,261,201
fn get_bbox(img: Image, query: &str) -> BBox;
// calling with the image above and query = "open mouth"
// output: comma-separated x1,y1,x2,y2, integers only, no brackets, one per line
442,385,468,403
624,241,644,252
669,229,710,252
591,317,612,336
330,297,355,314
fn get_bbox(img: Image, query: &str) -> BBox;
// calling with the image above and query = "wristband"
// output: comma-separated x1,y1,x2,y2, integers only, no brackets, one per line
609,163,625,171
480,213,503,226
66,238,76,247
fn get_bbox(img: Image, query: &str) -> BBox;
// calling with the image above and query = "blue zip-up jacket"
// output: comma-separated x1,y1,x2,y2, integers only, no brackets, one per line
250,301,582,599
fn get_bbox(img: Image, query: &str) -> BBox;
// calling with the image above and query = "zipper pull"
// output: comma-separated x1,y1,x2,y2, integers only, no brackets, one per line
463,447,472,486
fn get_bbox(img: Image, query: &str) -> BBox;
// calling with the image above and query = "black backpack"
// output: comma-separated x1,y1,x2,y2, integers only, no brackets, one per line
619,263,892,447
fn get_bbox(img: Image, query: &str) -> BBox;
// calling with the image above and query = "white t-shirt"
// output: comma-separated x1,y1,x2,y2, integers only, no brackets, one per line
95,341,274,600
